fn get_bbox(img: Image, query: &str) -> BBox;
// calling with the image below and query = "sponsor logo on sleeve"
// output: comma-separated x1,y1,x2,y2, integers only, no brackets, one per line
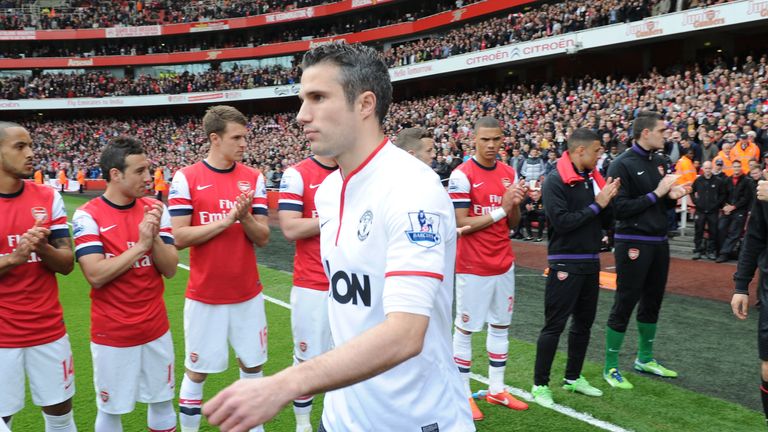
405,210,441,248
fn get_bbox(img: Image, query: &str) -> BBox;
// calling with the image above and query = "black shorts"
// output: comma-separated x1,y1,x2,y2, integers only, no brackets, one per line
759,274,768,360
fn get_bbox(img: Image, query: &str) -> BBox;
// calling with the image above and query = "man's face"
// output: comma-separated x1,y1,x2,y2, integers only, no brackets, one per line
577,140,602,170
211,122,248,163
732,162,742,177
0,127,34,179
701,161,712,177
642,120,666,150
112,153,151,199
751,167,763,181
473,127,503,163
297,63,358,159
414,138,436,165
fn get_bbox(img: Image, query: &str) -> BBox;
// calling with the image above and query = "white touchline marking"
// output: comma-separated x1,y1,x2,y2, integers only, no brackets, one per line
176,260,633,432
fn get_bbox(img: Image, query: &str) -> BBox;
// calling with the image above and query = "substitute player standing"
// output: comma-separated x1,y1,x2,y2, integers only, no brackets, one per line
168,106,270,432
278,155,337,432
531,129,620,408
448,116,529,420
603,111,689,389
0,122,77,432
204,42,473,432
73,137,179,432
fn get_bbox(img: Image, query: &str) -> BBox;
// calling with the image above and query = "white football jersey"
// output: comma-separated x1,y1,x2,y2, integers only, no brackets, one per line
315,140,474,431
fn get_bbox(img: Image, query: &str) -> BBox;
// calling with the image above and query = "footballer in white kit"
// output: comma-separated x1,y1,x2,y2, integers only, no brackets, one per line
315,139,473,431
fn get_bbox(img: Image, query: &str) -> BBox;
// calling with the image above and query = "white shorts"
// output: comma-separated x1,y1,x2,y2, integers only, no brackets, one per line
290,287,332,361
454,264,516,332
0,334,75,417
91,331,175,415
184,294,268,373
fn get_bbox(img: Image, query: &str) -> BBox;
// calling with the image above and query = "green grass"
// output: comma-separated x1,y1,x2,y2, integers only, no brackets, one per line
8,194,765,431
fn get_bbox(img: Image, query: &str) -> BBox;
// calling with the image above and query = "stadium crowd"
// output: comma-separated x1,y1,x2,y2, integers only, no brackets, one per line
0,0,726,65
27,51,768,258
0,0,330,30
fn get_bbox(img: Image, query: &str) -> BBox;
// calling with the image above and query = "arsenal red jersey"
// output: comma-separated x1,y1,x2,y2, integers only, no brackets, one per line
73,196,174,347
448,158,518,276
0,182,69,348
279,157,336,291
168,160,267,304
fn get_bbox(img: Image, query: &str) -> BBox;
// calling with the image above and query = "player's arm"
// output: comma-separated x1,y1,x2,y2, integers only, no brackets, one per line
204,309,429,430
609,162,669,218
36,235,75,275
151,203,178,279
171,214,232,250
75,209,159,289
731,200,767,320
239,213,270,247
278,210,319,241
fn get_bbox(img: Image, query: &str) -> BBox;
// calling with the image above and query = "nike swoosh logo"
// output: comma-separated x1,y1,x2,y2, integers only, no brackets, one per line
64,381,73,390
487,395,509,406
99,225,117,233
309,184,321,189
637,171,645,175
473,182,484,188
320,220,330,228
608,348,620,352
196,185,213,190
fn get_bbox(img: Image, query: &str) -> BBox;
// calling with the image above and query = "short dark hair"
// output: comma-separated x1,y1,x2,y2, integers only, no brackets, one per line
100,136,145,182
632,111,663,141
567,128,600,152
395,127,428,152
474,116,502,133
203,105,248,138
0,121,24,145
301,42,392,125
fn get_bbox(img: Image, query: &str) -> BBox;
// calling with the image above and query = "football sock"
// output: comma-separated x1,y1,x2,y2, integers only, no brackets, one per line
487,326,509,394
292,357,314,428
43,411,76,432
148,401,177,432
605,326,626,374
94,410,121,432
636,321,658,363
179,375,204,432
240,370,264,432
452,329,473,397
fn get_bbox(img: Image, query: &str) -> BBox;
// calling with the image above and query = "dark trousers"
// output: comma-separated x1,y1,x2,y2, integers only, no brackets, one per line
534,270,599,385
524,210,546,238
607,242,669,332
694,212,719,253
718,211,747,256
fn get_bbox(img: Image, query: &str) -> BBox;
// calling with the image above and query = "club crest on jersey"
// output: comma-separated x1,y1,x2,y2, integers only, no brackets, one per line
237,181,251,192
31,206,48,223
405,210,441,248
190,352,199,363
628,248,640,260
100,391,109,403
357,210,373,241
501,178,512,188
299,342,308,352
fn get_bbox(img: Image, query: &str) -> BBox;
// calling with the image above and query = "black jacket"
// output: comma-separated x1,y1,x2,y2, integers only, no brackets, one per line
692,175,725,214
543,157,612,273
724,174,752,213
734,198,768,295
607,144,676,240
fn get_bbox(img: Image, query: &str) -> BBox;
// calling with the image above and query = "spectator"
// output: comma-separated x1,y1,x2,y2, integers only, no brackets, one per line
716,160,752,263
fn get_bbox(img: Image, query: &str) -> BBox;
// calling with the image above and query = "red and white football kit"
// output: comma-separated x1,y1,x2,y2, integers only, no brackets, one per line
168,160,268,372
315,141,473,431
448,158,519,331
73,196,175,414
279,157,336,361
0,182,74,416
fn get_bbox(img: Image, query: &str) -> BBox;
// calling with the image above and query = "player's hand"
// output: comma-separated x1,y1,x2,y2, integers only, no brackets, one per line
456,225,471,237
668,183,691,200
8,231,38,264
204,375,292,432
138,206,160,251
502,180,527,213
595,177,621,208
757,179,768,202
234,191,254,221
145,203,163,236
731,293,749,320
654,174,680,198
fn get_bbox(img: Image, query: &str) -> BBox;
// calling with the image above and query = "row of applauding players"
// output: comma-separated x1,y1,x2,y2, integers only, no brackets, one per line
4,42,768,432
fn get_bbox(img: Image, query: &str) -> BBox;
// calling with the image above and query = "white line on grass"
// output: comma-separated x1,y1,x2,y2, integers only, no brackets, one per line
174,260,632,432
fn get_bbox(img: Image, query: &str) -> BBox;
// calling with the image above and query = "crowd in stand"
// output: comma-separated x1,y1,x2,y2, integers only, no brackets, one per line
0,0,329,30
0,64,300,99
25,52,768,256
0,0,728,65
